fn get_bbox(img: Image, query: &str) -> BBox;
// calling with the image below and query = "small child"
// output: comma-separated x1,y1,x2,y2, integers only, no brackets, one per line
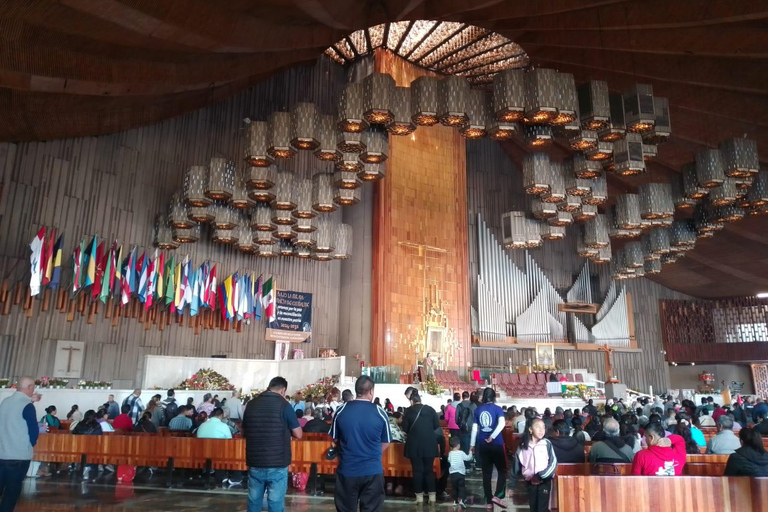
447,437,473,508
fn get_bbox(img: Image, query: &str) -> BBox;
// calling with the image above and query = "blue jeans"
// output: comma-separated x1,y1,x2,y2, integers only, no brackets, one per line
248,467,288,512
0,459,31,512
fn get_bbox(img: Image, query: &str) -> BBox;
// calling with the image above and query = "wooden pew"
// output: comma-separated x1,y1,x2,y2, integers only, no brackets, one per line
555,458,728,477
556,475,763,512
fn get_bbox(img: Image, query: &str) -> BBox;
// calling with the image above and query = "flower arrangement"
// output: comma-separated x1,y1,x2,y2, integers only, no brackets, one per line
422,376,443,396
240,389,263,405
177,368,236,391
299,375,340,402
562,383,598,401
77,380,112,389
0,378,10,388
562,384,581,399
533,364,557,372
34,377,68,389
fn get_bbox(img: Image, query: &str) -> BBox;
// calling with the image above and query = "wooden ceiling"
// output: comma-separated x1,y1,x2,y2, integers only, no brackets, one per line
1,0,767,298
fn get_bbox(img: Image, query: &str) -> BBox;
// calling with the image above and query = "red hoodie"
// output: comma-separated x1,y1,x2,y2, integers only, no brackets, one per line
631,434,686,476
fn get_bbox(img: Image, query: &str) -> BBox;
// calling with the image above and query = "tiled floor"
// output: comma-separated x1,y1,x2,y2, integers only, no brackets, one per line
16,467,532,512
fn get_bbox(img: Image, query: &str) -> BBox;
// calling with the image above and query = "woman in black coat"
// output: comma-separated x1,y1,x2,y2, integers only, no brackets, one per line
401,392,440,505
724,427,768,477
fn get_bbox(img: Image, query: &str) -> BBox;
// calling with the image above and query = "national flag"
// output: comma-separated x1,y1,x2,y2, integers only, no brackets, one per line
29,227,45,297
145,250,157,310
99,241,115,303
41,227,55,286
262,277,275,323
180,256,192,310
208,265,217,308
164,255,175,306
121,247,136,306
173,261,183,311
254,275,262,320
243,273,253,320
92,242,105,301
218,283,227,322
84,235,97,288
223,273,234,320
113,244,123,296
155,251,165,303
72,240,84,293
190,266,200,317
49,234,64,290
137,252,148,302
199,262,210,308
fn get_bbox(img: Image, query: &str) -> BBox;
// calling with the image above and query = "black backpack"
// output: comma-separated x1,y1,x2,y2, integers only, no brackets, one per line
457,403,473,433
163,400,178,426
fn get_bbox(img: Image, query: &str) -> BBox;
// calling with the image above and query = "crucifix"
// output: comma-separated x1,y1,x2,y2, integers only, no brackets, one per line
62,345,81,373
599,345,618,383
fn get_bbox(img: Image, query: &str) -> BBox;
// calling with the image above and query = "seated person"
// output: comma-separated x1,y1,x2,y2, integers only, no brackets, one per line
631,422,686,476
698,408,716,427
548,419,585,463
389,411,406,443
196,408,232,439
168,405,194,432
302,408,331,433
134,411,158,433
756,412,768,435
571,416,590,444
96,408,114,432
297,408,310,428
72,410,103,436
192,412,208,435
706,415,741,455
724,427,768,477
112,404,134,431
588,418,634,463
673,418,704,455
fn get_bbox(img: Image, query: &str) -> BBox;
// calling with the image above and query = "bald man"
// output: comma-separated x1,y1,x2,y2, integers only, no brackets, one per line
0,377,42,511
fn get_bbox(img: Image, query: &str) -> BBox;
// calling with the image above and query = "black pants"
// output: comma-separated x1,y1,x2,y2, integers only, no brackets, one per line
334,474,385,512
459,433,471,454
449,473,467,501
408,457,436,494
0,459,31,512
526,479,552,512
477,443,507,504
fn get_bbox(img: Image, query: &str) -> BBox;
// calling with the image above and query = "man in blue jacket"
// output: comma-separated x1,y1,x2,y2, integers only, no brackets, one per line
0,376,41,511
752,398,768,425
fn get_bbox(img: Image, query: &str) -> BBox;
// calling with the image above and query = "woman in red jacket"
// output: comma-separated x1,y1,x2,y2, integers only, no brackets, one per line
631,422,686,476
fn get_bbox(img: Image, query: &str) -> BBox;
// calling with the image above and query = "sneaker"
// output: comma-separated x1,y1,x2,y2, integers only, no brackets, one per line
485,505,493,511
491,496,507,509
458,500,467,510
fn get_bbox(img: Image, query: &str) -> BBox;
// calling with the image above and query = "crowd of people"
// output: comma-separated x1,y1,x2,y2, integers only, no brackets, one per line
1,375,767,512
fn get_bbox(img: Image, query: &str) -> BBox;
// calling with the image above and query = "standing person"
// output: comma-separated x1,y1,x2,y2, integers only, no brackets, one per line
513,418,558,512
105,395,120,419
384,399,394,413
122,389,144,425
243,377,302,512
445,393,460,440
471,388,508,510
0,376,41,511
401,392,440,505
447,437,473,509
331,376,391,512
226,390,244,422
162,390,178,426
454,391,476,454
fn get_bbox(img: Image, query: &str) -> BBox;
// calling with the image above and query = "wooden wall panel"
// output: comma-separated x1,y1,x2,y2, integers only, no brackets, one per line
371,51,472,371
0,58,348,387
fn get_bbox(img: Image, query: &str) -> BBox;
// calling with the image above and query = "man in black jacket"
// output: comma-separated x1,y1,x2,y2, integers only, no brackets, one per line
242,377,302,512
303,408,331,433
547,419,585,463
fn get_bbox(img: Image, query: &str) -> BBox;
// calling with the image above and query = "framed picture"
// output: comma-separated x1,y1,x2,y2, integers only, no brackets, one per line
426,326,445,353
535,343,555,367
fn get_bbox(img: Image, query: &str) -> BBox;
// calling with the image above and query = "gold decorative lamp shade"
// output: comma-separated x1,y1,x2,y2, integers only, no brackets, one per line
212,226,238,244
719,138,759,178
257,243,279,257
290,102,319,150
694,205,721,236
312,216,335,253
334,186,361,206
670,220,697,250
337,131,365,154
501,211,527,249
292,217,316,233
387,86,416,136
250,205,275,235
363,73,395,125
169,192,194,229
593,245,612,264
277,240,294,256
585,141,613,162
565,164,592,196
235,224,257,253
524,68,559,124
172,224,200,244
613,133,645,176
638,183,674,219
695,148,726,188
333,224,353,259
359,162,385,182
583,175,607,205
623,84,656,133
273,224,297,240
410,76,440,126
524,124,553,149
211,201,238,230
531,198,557,219
267,111,296,159
649,227,671,254
336,152,364,173
254,229,276,245
569,130,598,152
525,218,543,248
293,178,315,219
523,152,552,195
486,98,519,141
246,164,276,191
552,72,577,125
438,75,470,127
184,165,211,207
271,209,297,226
333,169,361,190
599,93,626,142
644,259,662,274
624,241,644,268
338,82,368,133
670,175,697,211
492,68,525,122
681,162,707,199
359,131,388,164
616,194,642,229
643,97,671,144
312,172,337,212
540,223,566,240
712,204,745,222
154,215,179,250
573,153,602,179
271,170,296,210
294,231,314,247
188,205,214,223
459,89,488,139
229,169,256,210
295,246,312,259
244,121,274,167
573,203,598,222
541,161,565,204
547,211,573,227
205,157,235,200
557,193,581,213
576,231,598,258
314,115,342,162
743,170,768,208
311,249,334,261
708,177,738,206
578,80,610,130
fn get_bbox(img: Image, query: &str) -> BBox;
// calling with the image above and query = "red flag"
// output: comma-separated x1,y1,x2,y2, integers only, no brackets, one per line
41,227,55,286
92,242,105,300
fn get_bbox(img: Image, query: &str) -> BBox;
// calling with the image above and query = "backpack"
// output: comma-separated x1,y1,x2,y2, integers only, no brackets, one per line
457,403,473,433
163,400,178,427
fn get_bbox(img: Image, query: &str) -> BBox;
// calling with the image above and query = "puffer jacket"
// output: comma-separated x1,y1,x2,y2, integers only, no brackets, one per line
724,446,768,477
